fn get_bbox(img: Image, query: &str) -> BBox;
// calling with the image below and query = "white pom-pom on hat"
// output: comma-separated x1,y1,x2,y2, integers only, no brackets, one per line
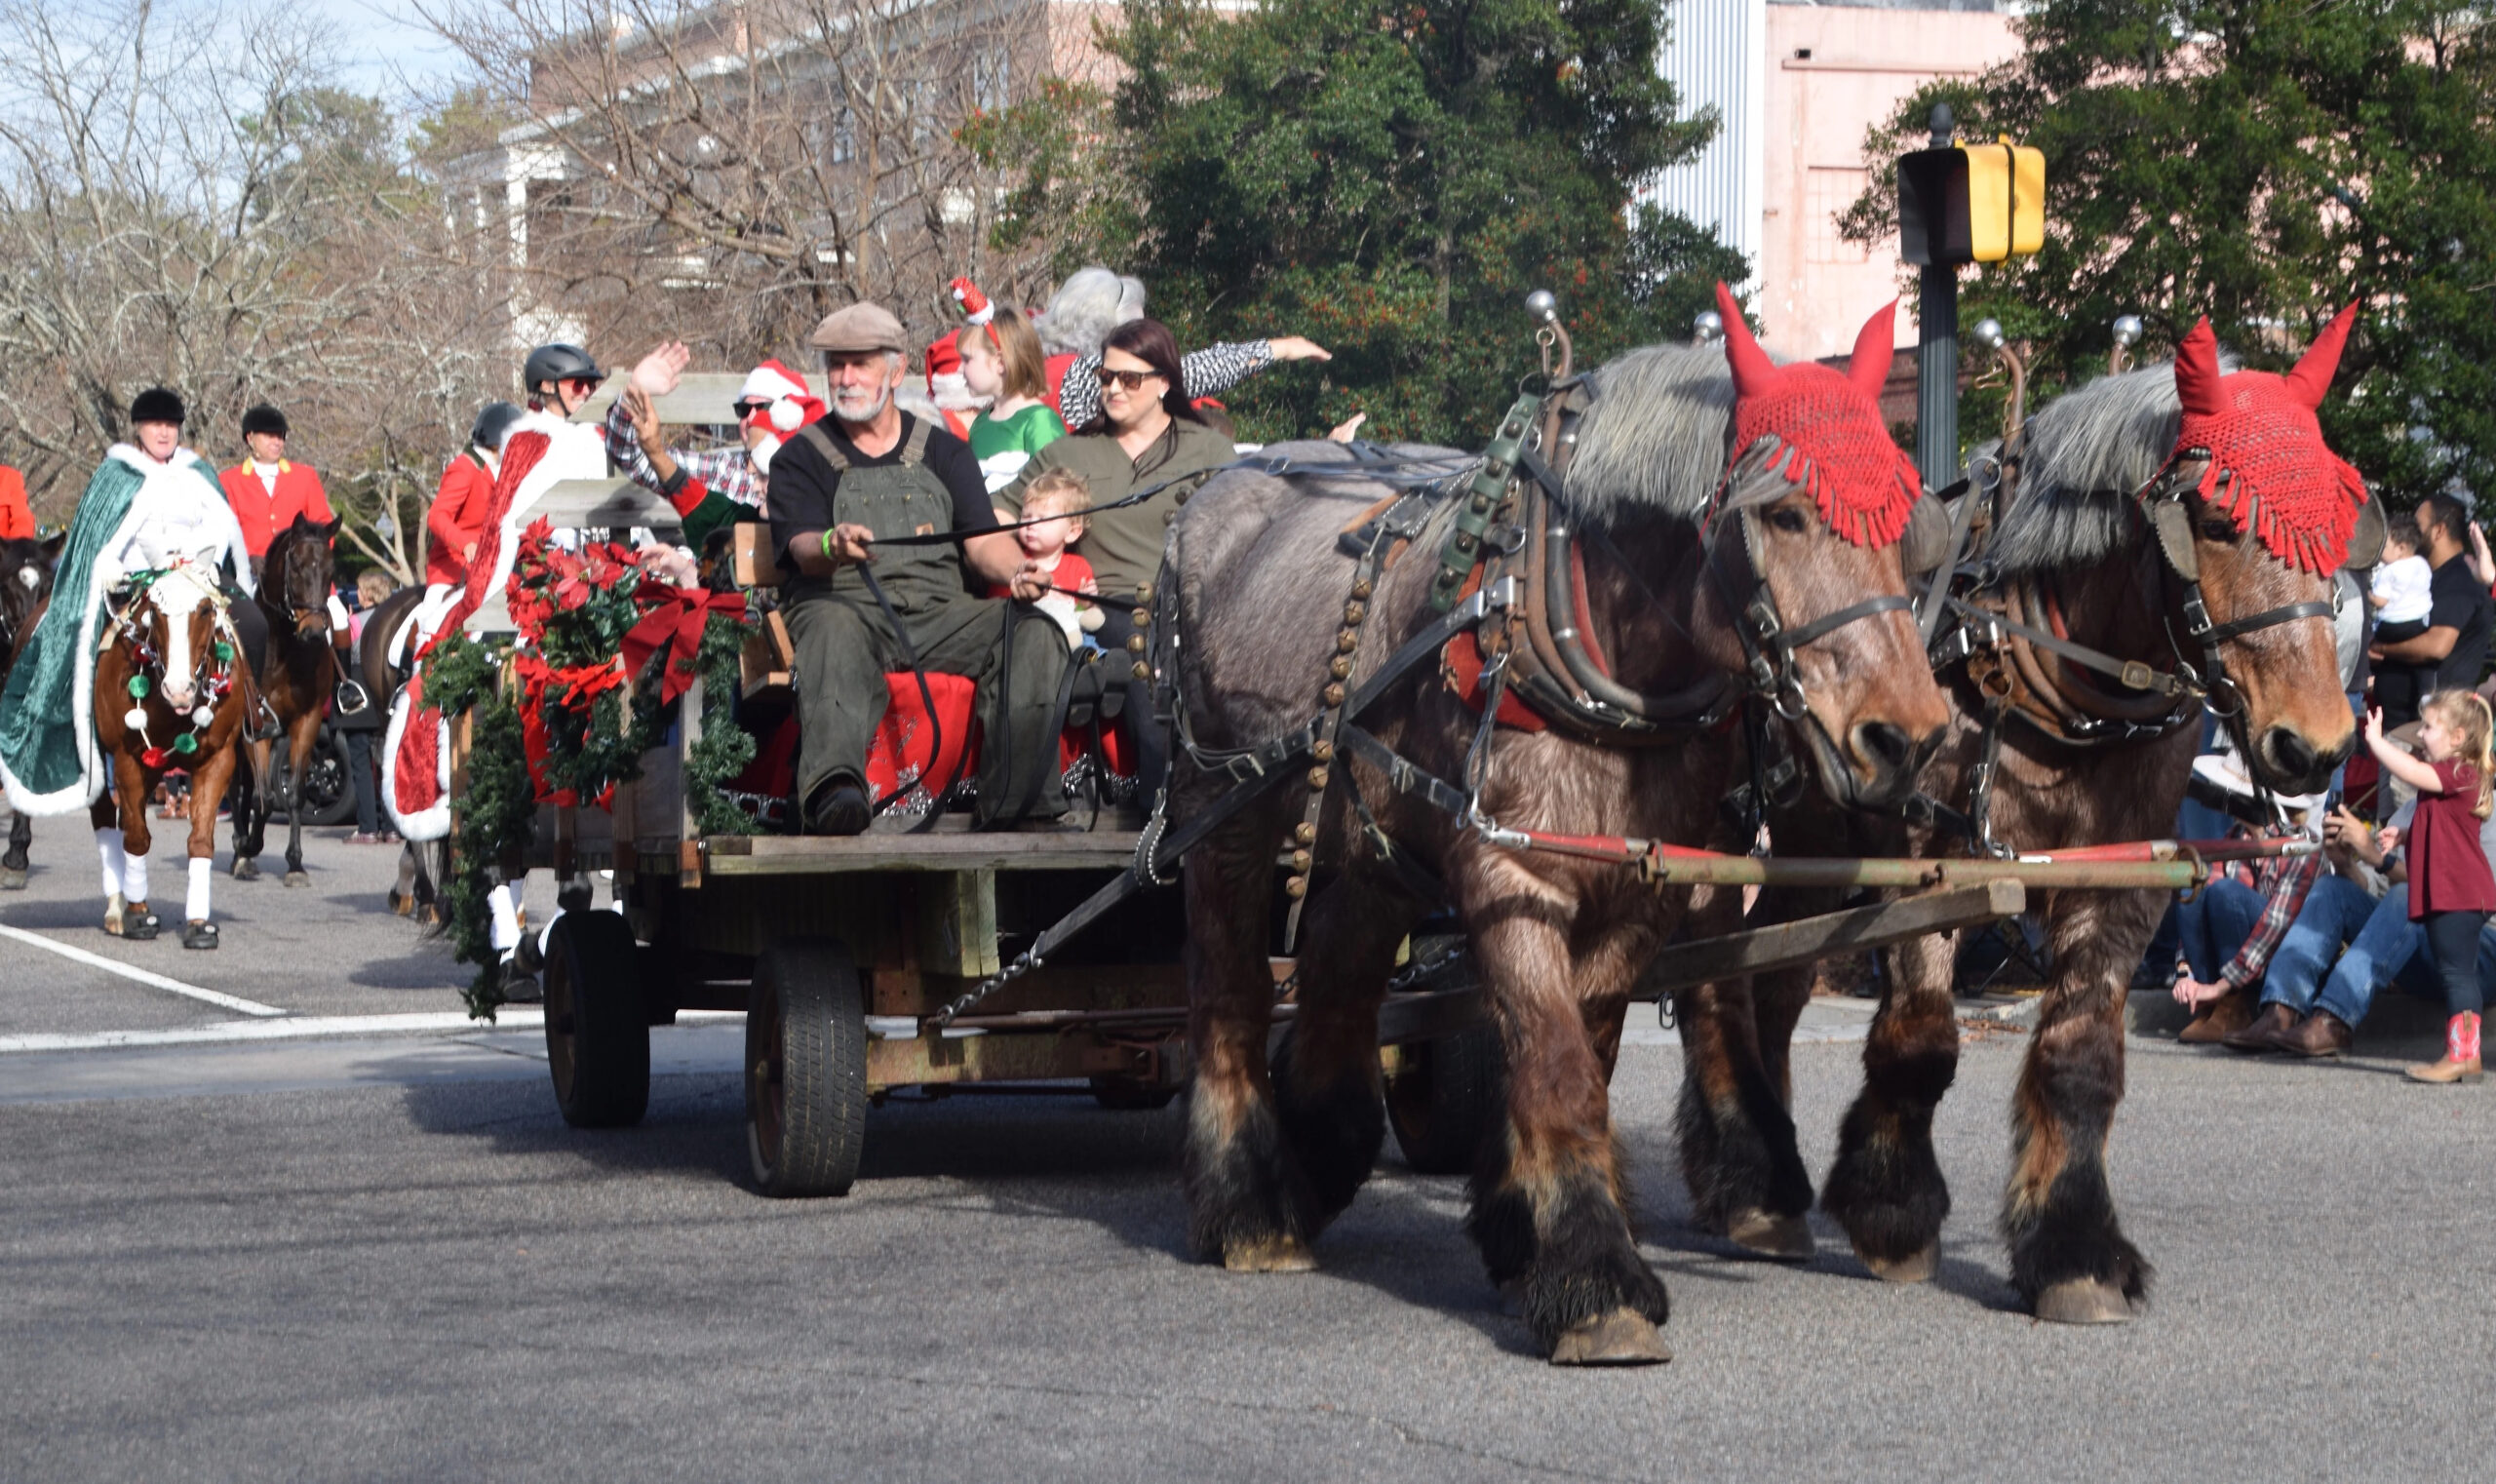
769,397,804,432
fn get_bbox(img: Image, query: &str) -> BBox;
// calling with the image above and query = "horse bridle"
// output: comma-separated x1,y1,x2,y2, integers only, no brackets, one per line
1472,385,1916,743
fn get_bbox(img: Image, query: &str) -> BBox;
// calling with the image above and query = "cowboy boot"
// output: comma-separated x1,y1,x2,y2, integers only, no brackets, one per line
2405,1011,2483,1084
2222,1001,2297,1052
2275,1011,2354,1059
2180,988,2256,1044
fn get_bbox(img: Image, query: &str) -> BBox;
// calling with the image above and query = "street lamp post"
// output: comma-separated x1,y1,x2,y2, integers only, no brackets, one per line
1915,103,1960,494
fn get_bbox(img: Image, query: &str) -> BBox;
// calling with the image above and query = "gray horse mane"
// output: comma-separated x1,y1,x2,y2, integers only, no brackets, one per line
1560,342,1736,526
1988,353,2238,575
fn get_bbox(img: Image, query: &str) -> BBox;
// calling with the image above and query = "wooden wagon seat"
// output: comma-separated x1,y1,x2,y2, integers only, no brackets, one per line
725,524,1133,805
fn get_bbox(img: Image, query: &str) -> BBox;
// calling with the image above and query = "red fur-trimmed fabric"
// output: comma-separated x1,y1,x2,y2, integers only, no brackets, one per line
2161,306,2369,576
1715,282,1922,549
388,428,552,831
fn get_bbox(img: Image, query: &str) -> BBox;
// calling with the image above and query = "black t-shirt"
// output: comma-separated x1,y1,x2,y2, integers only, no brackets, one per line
2426,552,2493,692
764,413,995,571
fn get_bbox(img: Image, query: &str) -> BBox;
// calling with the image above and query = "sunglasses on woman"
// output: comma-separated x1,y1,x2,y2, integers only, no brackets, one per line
1094,367,1163,391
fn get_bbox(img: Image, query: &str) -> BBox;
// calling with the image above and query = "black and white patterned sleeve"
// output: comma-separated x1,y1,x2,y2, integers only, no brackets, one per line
1059,340,1277,428
1180,340,1274,402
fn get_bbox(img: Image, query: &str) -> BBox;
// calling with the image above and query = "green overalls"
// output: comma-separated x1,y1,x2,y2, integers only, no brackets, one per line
779,419,1071,825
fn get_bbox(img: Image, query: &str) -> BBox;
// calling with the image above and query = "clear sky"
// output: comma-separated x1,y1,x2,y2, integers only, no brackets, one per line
304,0,471,98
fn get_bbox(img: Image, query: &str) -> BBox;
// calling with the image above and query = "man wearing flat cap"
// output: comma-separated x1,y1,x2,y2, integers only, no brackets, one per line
216,403,333,568
766,300,1070,835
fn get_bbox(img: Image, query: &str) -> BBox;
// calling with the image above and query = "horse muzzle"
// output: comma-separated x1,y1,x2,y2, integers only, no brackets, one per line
1800,713,1943,812
2253,722,2354,797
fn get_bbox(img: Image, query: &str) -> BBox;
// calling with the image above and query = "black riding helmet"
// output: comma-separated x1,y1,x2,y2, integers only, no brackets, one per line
522,343,604,398
470,400,526,453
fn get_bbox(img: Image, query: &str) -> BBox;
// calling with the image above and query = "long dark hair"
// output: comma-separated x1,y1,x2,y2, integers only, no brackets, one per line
1084,318,1200,434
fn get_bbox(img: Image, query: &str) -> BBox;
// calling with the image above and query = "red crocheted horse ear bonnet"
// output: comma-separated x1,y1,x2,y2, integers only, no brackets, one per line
2164,304,2369,576
1717,281,1923,549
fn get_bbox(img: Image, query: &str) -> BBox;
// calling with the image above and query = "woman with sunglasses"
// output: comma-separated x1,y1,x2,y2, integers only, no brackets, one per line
997,318,1237,790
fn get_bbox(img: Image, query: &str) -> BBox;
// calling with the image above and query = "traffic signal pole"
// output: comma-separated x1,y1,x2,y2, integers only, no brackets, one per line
1915,103,1960,493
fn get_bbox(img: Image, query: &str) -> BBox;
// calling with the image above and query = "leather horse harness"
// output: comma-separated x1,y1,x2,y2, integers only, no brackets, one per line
1923,433,2383,851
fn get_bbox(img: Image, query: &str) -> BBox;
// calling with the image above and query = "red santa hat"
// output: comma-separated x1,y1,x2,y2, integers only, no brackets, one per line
736,360,825,435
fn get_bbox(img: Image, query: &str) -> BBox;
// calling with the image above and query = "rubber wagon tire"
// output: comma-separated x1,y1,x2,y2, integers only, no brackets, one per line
542,910,651,1128
746,938,868,1198
272,724,357,828
1384,1022,1505,1175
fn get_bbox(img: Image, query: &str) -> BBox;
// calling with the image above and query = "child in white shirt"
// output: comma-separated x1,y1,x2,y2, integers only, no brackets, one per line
2371,524,2434,724
2371,525,2433,633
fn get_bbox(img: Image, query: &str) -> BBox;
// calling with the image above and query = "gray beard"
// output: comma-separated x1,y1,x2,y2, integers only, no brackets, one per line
833,389,891,425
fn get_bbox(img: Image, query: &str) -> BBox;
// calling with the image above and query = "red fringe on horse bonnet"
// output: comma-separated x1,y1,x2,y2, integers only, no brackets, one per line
2164,305,2369,576
1715,282,1922,549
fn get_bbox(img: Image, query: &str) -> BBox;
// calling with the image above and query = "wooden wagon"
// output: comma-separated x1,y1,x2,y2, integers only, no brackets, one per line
469,480,2215,1199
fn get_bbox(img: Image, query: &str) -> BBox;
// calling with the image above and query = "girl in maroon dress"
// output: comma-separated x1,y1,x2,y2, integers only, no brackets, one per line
2365,688,2496,1082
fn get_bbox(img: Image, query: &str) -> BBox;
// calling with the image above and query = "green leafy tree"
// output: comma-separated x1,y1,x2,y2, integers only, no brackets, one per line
1082,0,1745,444
1842,0,2496,502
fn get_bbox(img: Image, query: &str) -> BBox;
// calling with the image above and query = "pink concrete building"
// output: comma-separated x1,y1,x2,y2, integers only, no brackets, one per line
1648,0,2022,361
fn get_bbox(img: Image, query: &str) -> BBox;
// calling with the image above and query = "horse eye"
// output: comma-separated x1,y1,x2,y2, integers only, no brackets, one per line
1768,508,1810,534
2200,517,2236,542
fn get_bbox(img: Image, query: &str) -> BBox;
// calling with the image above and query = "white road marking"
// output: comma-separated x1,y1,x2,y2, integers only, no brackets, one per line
0,1007,745,1054
0,924,287,1018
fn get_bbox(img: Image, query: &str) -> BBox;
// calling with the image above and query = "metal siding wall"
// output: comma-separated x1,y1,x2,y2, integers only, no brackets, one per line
1641,0,1766,288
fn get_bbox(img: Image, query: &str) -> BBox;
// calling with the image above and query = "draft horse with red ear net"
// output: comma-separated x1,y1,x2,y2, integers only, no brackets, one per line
231,513,343,887
92,563,260,948
1675,307,2370,1322
1161,287,1953,1363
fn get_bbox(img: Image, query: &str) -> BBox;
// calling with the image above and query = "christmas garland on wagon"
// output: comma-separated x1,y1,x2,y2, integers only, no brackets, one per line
427,520,758,1017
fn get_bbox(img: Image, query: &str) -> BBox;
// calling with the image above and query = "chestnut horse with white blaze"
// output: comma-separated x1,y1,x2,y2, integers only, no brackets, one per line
232,513,342,886
1678,308,2367,1323
1165,288,1952,1364
91,564,256,948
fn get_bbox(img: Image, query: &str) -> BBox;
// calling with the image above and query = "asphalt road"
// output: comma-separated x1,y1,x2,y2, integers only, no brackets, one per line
2,823,2492,1482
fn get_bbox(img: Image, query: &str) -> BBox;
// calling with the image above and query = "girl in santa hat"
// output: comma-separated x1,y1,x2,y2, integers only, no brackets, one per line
960,309,1068,494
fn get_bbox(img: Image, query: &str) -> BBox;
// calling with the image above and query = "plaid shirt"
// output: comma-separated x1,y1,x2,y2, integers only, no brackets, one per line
603,401,768,510
2219,848,2326,991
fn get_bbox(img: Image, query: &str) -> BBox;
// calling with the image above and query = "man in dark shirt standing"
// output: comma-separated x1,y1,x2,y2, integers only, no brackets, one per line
767,301,1067,835
2374,492,2493,700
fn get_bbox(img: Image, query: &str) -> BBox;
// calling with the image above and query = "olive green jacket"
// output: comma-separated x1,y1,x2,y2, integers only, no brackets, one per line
997,417,1235,597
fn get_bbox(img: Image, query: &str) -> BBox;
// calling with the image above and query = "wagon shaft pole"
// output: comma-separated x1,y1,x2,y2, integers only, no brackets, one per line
1637,853,2204,892
1636,879,2025,998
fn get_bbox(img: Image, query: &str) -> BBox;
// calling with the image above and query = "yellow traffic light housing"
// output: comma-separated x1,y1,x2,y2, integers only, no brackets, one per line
1900,135,2045,266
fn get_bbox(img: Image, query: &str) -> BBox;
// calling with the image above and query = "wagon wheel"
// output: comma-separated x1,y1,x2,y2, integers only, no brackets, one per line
271,725,357,827
1384,1022,1506,1175
542,910,651,1128
746,937,868,1198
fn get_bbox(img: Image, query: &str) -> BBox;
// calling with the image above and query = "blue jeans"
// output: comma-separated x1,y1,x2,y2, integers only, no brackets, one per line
2259,881,2496,1027
2177,879,2265,984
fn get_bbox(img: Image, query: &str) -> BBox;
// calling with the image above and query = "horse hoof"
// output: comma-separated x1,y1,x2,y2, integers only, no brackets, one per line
501,974,543,1005
232,858,260,881
1549,1309,1672,1367
388,890,413,917
1222,1236,1317,1273
180,919,219,951
284,871,310,888
102,893,126,935
1858,1242,1938,1284
1725,1207,1814,1262
1,867,25,890
121,910,160,942
2033,1278,2135,1325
